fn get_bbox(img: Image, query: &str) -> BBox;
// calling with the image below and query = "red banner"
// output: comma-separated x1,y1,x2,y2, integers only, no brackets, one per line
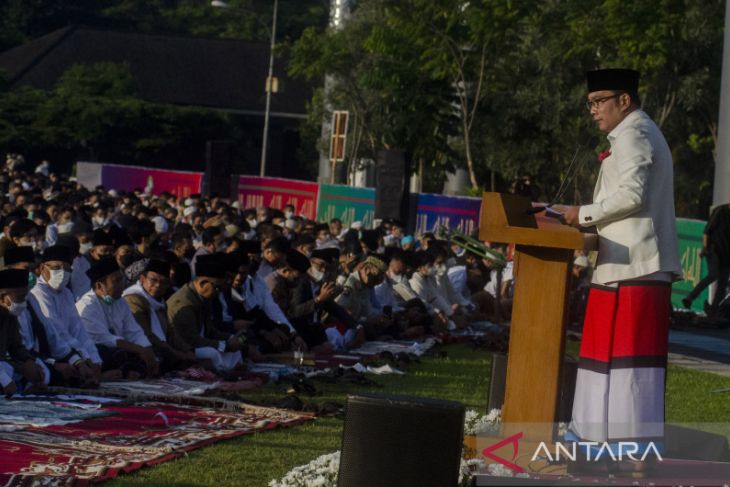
102,164,203,197
236,176,319,219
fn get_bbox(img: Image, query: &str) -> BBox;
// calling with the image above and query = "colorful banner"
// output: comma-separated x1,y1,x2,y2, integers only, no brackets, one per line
673,218,709,312
414,193,483,236
236,176,320,220
76,161,203,197
316,184,375,228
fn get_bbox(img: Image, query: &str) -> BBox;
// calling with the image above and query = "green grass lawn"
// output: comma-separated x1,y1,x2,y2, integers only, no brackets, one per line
107,343,730,487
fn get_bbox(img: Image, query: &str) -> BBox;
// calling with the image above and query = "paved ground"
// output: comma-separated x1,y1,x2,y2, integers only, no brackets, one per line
669,326,730,376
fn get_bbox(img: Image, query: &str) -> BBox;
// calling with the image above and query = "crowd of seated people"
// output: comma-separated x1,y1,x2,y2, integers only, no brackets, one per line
0,158,591,397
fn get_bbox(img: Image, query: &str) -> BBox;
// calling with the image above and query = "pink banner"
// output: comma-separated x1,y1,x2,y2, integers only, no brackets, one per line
101,164,203,197
236,176,319,219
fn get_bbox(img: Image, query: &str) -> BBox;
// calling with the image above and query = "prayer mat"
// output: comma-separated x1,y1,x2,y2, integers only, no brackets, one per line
348,337,439,356
0,399,114,428
100,378,219,397
0,400,312,486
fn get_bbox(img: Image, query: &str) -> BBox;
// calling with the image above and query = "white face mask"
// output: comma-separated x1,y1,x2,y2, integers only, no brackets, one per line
284,210,294,219
48,268,70,291
436,264,447,276
308,268,325,283
57,222,74,234
8,299,27,317
92,216,107,227
390,273,405,284
247,218,258,229
427,266,438,277
79,242,93,255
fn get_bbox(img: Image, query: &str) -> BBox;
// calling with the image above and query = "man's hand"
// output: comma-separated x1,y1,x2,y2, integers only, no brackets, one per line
292,334,308,352
554,205,581,227
138,348,160,377
317,282,337,303
3,381,16,398
21,360,44,385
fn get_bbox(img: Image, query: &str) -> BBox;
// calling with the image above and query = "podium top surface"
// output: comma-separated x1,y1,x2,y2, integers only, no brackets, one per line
479,192,598,251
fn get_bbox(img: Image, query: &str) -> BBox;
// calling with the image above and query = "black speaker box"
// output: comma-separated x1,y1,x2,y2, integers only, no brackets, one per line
375,149,416,231
204,140,235,199
338,394,465,487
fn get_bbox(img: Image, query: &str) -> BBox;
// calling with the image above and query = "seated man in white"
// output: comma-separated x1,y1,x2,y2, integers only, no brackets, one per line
31,245,105,383
5,246,97,387
76,257,159,379
71,228,116,301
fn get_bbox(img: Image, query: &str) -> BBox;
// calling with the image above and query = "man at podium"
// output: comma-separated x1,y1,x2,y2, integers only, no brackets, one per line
555,68,682,472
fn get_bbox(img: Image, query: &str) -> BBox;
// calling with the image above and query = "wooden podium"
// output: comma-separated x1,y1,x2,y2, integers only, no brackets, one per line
479,192,597,441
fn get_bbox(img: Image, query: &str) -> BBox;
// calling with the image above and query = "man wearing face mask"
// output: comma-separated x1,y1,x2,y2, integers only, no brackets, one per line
167,254,245,374
257,236,289,284
6,247,94,387
31,245,105,383
190,227,225,278
409,250,453,332
0,268,48,396
429,244,473,316
267,249,326,352
45,206,75,246
76,258,158,378
335,255,388,328
71,229,116,301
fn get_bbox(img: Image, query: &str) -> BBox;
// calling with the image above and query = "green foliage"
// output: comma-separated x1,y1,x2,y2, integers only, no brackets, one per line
289,0,721,216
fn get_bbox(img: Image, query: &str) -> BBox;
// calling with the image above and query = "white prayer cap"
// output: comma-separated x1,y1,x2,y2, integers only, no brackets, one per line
184,197,194,207
151,215,169,234
108,189,119,197
573,255,589,267
231,201,241,209
224,224,240,238
183,206,197,217
350,221,363,230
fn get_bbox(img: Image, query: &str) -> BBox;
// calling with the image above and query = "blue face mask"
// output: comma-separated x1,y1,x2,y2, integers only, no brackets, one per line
28,272,37,290
101,295,116,305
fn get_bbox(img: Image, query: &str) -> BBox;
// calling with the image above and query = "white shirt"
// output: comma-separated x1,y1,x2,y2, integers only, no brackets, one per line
409,272,453,316
18,296,82,364
31,277,102,365
243,275,295,333
70,255,92,301
485,262,514,299
76,290,152,349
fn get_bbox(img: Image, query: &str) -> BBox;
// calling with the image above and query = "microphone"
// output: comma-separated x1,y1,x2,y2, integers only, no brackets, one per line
526,136,598,215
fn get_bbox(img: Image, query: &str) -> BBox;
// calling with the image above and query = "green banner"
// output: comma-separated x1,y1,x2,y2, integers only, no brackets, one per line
672,218,708,311
316,184,375,229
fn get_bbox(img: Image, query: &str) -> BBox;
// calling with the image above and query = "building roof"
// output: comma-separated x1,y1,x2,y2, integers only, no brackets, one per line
0,25,311,119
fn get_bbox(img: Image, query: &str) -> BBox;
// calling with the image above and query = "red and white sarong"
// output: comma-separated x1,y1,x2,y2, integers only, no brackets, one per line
569,280,670,444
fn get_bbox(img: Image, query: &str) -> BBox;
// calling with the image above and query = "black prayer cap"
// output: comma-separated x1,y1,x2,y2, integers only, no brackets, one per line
0,269,29,289
92,229,115,247
586,68,639,93
41,245,73,265
239,240,262,255
144,258,171,277
286,249,311,273
195,254,226,279
311,247,340,264
86,257,120,284
4,246,35,266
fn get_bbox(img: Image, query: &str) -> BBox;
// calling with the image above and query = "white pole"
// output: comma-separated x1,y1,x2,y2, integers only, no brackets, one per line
260,0,278,177
713,0,730,207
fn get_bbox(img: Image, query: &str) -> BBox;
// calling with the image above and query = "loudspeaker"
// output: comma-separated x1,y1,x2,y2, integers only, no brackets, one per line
375,150,415,231
204,140,235,199
487,353,578,422
338,394,465,487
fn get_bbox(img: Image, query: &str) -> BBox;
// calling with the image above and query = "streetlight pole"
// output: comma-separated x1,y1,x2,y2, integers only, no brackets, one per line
211,0,277,177
260,0,278,177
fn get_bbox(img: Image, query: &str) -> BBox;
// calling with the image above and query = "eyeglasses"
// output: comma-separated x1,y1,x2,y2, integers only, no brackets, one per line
585,93,622,110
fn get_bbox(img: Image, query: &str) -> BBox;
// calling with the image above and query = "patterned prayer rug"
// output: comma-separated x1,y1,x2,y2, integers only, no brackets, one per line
0,400,312,486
